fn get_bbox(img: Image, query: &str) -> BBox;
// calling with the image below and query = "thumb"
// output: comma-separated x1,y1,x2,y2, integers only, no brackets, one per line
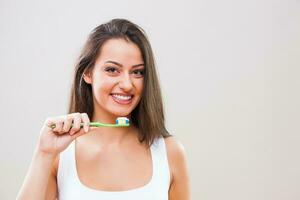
70,128,88,140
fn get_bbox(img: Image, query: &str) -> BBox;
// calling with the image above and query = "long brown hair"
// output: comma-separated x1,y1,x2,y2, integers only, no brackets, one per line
68,18,171,145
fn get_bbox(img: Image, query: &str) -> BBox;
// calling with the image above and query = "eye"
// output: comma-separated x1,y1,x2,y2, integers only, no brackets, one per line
132,69,145,77
104,66,119,74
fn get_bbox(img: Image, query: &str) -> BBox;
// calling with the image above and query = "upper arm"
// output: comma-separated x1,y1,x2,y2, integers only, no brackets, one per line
45,156,59,200
165,136,190,200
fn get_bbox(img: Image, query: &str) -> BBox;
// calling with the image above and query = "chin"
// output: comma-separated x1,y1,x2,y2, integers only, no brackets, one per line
109,108,132,117
108,102,139,117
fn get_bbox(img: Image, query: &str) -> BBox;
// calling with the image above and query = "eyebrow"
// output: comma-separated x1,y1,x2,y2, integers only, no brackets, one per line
104,60,144,68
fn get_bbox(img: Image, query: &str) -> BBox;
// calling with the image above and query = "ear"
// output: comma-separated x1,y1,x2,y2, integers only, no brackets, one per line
83,71,93,84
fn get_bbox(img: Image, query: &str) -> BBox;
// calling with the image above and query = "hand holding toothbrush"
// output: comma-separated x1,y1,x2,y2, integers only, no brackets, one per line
37,112,129,157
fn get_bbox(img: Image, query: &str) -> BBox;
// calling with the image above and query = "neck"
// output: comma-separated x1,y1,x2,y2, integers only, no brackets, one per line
88,126,137,146
85,106,136,146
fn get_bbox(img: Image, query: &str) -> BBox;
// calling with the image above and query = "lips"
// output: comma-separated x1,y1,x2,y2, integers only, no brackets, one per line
111,93,133,105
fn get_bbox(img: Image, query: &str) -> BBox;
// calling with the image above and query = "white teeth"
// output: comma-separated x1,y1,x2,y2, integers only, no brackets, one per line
112,94,132,100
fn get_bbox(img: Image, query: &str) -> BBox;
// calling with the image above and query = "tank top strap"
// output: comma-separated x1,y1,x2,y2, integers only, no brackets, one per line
150,136,171,191
57,141,77,194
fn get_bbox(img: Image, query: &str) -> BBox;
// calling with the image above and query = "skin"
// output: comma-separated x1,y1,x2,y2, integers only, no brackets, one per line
17,38,190,200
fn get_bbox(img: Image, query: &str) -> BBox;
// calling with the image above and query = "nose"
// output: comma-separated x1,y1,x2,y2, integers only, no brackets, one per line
118,73,133,92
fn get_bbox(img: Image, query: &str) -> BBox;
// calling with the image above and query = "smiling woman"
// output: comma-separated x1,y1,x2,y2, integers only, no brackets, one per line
17,19,190,200
70,19,170,145
82,38,145,120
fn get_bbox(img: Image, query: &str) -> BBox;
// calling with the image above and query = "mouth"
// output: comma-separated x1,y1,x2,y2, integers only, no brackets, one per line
110,93,134,105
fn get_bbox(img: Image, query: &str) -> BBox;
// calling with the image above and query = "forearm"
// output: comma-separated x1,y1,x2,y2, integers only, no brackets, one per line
17,150,56,200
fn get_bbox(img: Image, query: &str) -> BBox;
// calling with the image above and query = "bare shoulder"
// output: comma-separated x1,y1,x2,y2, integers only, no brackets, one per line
165,136,185,154
164,136,188,180
164,136,190,199
164,136,187,160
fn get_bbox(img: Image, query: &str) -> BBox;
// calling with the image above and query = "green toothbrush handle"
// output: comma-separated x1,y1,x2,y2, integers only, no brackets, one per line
89,122,129,127
50,122,129,129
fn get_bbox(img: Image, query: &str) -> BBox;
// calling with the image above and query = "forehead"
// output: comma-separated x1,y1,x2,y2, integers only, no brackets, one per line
96,38,143,65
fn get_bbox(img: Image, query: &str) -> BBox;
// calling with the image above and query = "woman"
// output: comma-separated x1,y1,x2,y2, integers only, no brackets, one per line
17,18,190,200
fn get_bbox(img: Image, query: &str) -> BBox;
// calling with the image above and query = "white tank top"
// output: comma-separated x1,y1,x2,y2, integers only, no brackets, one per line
57,136,170,200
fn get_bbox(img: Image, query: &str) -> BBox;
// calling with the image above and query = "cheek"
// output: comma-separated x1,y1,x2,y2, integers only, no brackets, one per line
93,76,117,96
135,79,144,95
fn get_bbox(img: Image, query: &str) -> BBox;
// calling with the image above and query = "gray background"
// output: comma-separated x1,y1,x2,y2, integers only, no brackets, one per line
1,0,300,199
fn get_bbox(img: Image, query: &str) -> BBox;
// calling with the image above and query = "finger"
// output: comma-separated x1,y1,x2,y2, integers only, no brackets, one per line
81,113,90,133
45,118,62,135
69,113,81,135
45,117,55,128
53,120,64,134
62,115,73,133
71,128,87,140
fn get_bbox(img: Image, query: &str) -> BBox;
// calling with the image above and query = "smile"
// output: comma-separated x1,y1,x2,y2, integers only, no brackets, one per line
111,93,133,105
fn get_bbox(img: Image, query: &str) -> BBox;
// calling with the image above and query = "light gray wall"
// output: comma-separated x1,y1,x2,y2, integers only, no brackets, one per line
0,0,299,199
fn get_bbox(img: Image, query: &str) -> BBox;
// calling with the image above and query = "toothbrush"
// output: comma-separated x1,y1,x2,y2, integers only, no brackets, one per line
50,117,130,129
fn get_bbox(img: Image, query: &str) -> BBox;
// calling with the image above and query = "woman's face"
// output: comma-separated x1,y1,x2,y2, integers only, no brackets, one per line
84,38,145,119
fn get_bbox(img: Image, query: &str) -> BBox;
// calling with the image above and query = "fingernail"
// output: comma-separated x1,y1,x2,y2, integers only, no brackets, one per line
84,126,89,133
